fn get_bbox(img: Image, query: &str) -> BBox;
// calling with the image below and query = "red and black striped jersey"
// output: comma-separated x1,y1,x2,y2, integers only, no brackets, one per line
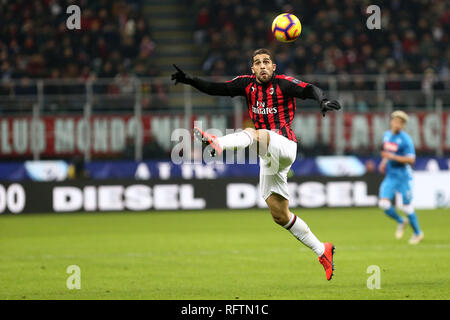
224,74,310,143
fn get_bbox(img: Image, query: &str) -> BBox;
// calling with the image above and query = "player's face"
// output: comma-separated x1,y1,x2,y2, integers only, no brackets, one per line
251,54,276,84
390,117,405,133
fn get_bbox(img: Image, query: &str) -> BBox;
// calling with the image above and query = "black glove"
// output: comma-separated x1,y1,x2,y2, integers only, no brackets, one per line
320,99,341,117
171,64,194,85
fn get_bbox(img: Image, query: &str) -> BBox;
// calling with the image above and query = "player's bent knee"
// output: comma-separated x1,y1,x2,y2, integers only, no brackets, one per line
255,129,269,143
378,199,391,211
272,215,284,225
270,208,290,226
244,128,257,140
401,204,414,215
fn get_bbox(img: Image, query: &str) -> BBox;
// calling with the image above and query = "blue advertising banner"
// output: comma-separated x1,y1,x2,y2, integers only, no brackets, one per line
0,156,449,181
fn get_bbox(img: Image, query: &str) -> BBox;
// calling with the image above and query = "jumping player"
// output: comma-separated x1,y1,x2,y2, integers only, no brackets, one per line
378,110,424,244
171,48,341,280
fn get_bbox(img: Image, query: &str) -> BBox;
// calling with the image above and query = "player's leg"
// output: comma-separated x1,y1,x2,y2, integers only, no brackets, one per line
217,128,256,151
398,181,424,244
378,178,407,239
378,197,405,225
259,131,334,280
266,193,325,256
378,178,405,223
265,192,334,280
234,128,270,156
193,127,263,156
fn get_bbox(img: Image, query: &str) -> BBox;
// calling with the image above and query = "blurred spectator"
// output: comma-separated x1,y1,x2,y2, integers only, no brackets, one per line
192,0,450,79
0,0,154,80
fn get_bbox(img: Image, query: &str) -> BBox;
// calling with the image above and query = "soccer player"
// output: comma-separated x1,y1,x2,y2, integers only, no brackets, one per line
378,110,424,244
171,48,341,280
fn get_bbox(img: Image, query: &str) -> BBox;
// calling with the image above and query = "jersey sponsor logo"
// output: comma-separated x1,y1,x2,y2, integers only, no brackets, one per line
253,100,277,114
252,101,278,114
384,141,399,152
252,106,278,114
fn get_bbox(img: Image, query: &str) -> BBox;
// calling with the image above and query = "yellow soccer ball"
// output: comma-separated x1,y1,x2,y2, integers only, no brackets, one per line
272,13,302,43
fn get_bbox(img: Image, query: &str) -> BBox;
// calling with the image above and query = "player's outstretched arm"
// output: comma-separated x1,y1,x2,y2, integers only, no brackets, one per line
303,84,341,117
171,64,230,96
282,78,341,117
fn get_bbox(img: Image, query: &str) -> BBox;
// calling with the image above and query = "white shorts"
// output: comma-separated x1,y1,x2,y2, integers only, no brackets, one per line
259,130,297,201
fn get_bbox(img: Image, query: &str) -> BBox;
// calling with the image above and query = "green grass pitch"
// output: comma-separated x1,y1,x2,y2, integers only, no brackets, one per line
1,208,449,300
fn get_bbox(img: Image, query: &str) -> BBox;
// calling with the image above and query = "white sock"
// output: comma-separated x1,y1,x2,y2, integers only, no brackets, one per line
283,213,325,256
216,130,253,150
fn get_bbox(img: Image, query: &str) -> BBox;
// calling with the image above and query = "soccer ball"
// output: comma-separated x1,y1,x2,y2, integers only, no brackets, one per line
272,13,302,43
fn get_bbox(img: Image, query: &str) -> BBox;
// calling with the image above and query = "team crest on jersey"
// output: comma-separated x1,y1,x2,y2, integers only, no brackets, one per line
269,87,274,95
383,142,399,152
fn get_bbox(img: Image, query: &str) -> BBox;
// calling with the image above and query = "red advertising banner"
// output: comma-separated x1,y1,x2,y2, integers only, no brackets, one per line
0,112,449,157
286,111,450,152
0,115,157,157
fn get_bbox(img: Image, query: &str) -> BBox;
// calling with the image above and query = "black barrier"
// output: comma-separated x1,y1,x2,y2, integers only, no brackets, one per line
0,174,383,214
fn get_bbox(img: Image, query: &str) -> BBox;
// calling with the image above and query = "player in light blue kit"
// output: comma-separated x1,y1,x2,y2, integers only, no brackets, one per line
378,110,424,244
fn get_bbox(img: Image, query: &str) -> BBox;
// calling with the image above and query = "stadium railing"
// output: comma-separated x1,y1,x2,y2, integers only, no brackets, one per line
0,74,449,160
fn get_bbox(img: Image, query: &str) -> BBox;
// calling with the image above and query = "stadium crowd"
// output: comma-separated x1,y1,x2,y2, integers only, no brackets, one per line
0,0,448,105
2,0,448,86
192,0,449,90
0,0,158,83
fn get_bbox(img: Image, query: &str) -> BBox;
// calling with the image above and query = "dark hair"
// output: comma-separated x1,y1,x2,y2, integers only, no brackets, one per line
251,48,274,65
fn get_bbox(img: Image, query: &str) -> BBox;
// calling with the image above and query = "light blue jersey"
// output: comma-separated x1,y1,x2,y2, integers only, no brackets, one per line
382,130,415,180
379,130,415,204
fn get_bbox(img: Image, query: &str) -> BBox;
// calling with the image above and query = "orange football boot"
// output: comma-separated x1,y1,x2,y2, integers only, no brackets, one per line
193,126,223,157
318,242,335,281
